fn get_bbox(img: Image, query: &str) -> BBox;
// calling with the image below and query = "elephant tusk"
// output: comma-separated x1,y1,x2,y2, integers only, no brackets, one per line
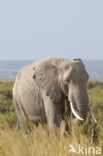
88,105,97,123
70,102,84,121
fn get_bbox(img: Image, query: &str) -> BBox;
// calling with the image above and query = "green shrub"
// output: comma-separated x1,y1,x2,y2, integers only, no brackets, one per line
0,81,14,113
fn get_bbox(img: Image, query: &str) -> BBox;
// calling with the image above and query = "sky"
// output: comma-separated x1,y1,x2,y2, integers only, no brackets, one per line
0,0,103,60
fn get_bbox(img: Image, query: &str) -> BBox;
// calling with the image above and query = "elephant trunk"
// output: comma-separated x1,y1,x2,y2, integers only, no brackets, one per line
68,83,97,122
76,93,97,122
70,100,97,123
70,102,97,123
77,102,88,121
69,84,89,121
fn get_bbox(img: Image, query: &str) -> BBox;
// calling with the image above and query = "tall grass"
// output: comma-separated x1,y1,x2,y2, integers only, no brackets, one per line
0,81,103,156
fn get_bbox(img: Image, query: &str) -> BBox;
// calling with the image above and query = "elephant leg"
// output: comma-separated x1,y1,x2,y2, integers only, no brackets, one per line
13,98,30,135
42,92,62,128
45,103,61,128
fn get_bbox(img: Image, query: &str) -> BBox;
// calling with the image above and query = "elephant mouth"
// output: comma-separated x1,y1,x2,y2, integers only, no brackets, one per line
69,101,97,123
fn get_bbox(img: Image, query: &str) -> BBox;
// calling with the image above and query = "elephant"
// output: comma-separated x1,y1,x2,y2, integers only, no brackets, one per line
13,57,96,134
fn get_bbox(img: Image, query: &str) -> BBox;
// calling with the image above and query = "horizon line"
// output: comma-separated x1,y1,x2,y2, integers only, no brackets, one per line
0,59,103,61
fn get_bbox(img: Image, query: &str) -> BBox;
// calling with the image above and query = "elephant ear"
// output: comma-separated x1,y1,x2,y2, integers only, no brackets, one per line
33,61,62,103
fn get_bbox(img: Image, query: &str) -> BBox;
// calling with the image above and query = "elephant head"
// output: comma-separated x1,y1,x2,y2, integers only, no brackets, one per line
33,58,96,122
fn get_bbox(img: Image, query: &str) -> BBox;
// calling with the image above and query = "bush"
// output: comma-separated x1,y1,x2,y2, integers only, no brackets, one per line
0,81,14,113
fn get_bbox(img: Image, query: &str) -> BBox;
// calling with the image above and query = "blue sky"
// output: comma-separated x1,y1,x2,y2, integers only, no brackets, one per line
0,0,103,60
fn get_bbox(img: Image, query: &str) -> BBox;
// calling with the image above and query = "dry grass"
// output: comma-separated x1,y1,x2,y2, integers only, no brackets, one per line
0,80,103,156
0,119,103,156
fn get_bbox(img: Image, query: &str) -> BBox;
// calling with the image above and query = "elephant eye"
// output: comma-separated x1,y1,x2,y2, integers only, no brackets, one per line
66,79,70,83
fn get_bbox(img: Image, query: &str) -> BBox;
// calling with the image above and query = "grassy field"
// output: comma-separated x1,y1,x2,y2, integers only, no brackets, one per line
0,81,103,156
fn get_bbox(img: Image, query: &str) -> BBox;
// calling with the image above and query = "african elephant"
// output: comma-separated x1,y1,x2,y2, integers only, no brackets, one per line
13,58,96,134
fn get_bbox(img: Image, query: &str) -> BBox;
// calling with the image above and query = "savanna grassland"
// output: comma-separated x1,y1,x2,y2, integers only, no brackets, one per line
0,81,103,156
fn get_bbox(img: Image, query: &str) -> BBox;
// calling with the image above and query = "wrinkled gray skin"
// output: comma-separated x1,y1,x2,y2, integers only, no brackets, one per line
13,58,89,134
